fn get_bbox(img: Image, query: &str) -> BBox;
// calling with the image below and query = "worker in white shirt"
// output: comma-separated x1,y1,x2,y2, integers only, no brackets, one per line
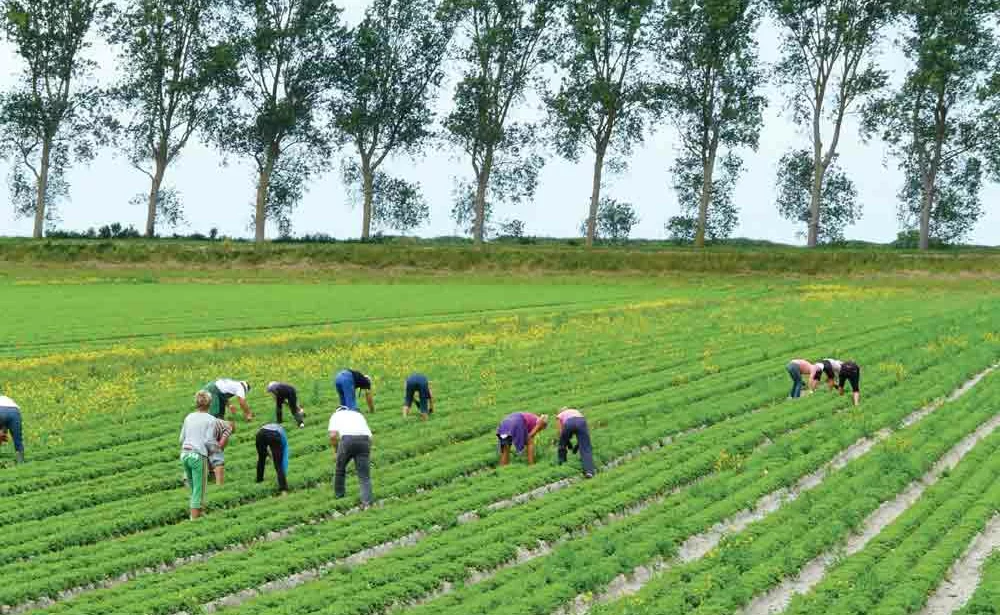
328,406,373,508
202,379,254,421
810,358,843,391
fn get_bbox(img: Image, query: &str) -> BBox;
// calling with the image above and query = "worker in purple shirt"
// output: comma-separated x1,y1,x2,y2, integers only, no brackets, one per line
496,412,548,466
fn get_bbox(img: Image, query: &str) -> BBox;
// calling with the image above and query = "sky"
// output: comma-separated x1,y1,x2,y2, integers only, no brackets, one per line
0,2,997,245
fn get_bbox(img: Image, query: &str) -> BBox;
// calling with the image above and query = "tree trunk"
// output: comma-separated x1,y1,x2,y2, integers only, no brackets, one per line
807,153,823,248
361,156,374,241
146,156,167,238
473,147,494,244
695,147,717,249
33,137,52,239
919,178,933,251
586,145,607,249
255,145,278,244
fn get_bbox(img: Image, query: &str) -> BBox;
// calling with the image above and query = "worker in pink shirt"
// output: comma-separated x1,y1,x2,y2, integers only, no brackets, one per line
556,408,594,478
786,359,819,398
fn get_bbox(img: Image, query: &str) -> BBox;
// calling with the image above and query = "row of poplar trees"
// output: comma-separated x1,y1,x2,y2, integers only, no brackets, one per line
1,0,998,248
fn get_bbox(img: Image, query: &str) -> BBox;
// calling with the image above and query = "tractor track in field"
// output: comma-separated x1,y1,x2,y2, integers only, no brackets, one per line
554,363,999,615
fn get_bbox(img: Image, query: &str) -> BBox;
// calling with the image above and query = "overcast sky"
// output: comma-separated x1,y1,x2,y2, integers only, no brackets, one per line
1,2,997,245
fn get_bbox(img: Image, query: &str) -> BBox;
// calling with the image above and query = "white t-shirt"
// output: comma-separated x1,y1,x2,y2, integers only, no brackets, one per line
215,379,247,399
0,396,18,409
822,359,843,375
328,408,372,437
180,412,221,457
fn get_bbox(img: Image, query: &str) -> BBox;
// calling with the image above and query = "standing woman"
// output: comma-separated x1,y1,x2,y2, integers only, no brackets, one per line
180,391,223,519
267,382,305,427
786,359,818,398
556,408,595,478
496,412,548,466
838,361,862,406
328,406,373,507
333,369,375,413
402,373,434,420
0,395,24,464
256,423,290,494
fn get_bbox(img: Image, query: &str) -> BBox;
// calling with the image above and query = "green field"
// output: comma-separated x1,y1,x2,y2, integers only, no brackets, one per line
3,267,1000,615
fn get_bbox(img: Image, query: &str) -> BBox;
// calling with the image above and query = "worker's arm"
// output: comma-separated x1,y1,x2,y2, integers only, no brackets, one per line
329,432,339,459
218,422,235,448
239,397,253,421
526,441,535,465
852,391,860,406
365,389,375,413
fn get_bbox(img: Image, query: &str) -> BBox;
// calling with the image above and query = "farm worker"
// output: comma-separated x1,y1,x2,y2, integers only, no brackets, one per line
810,358,843,391
0,395,24,464
256,423,290,494
496,412,548,466
786,359,818,398
180,391,232,519
328,406,373,508
203,379,254,422
402,373,434,420
556,408,595,478
838,361,862,406
206,418,235,485
333,369,374,413
266,381,305,428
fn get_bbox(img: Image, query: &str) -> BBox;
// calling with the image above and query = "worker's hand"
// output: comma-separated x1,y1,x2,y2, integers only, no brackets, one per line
228,421,237,433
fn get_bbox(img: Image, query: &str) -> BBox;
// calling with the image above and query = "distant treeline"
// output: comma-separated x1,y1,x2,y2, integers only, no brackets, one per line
1,0,997,251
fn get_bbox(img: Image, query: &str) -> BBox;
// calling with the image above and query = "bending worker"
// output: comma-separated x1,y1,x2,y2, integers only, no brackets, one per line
334,369,375,413
810,358,842,392
267,381,305,427
497,412,548,466
556,408,594,478
256,423,290,494
838,361,862,406
328,405,373,508
0,395,24,464
203,379,254,421
402,373,434,420
786,359,818,398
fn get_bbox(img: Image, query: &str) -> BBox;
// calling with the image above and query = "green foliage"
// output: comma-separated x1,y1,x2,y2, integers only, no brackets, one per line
767,0,899,246
0,0,115,238
776,149,861,244
330,0,455,239
107,0,239,237
862,0,1000,248
659,0,765,246
341,161,430,234
444,0,559,242
214,0,347,240
579,197,639,242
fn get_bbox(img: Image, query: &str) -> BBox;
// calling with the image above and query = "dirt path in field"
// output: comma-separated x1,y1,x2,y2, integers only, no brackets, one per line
739,392,1000,615
917,515,1000,615
557,363,999,615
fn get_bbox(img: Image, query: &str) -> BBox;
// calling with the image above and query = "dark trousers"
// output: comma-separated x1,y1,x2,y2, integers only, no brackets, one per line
0,408,23,463
787,363,804,398
335,435,372,504
255,430,288,491
275,394,304,425
558,417,595,475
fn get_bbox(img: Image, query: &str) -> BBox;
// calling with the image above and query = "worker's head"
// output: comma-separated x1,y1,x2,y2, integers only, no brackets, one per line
538,414,549,429
195,390,212,411
0,428,7,444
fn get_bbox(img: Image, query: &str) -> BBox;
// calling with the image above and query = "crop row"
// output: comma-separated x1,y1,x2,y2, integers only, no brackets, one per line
955,549,1000,615
585,373,1000,615
785,419,1000,615
39,333,997,615
343,348,1000,615
4,308,991,607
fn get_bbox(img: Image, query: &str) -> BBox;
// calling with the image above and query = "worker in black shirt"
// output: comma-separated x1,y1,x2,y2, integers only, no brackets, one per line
266,382,305,427
838,361,862,406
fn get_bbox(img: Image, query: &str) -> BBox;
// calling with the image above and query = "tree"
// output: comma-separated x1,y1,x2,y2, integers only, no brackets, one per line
659,0,765,247
109,0,238,237
666,151,741,243
863,0,1000,248
769,0,898,246
775,148,860,243
579,196,639,241
341,163,430,234
546,0,659,248
0,0,112,238
445,0,559,244
330,0,455,240
216,0,345,242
